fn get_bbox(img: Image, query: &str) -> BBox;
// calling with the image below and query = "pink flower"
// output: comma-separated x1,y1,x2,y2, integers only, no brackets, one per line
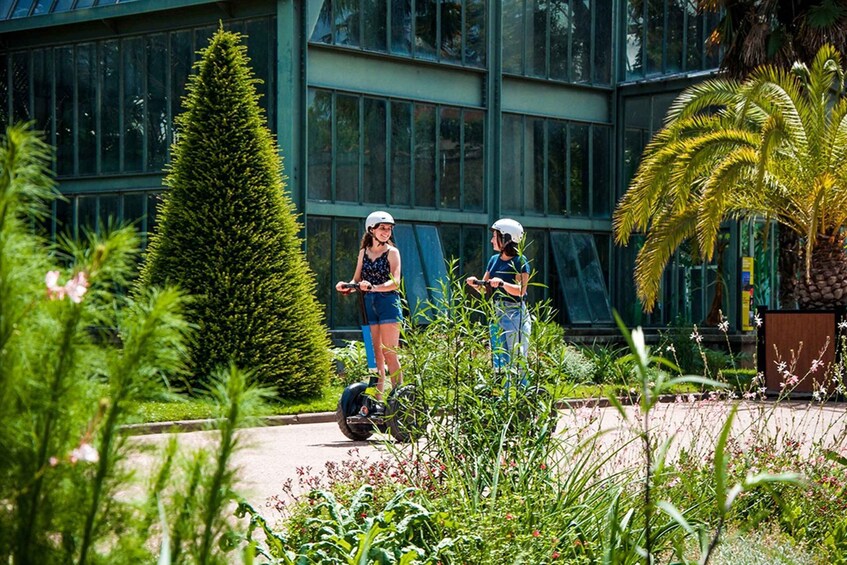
532,530,540,537
48,456,59,467
69,442,99,464
45,270,65,300
45,270,89,303
505,513,514,520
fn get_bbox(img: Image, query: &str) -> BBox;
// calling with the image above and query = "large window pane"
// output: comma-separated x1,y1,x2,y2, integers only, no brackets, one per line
101,41,120,173
464,0,485,66
528,116,544,214
123,37,144,172
171,30,193,123
463,109,484,210
569,124,589,215
594,0,612,83
391,0,413,55
414,103,436,207
54,46,74,176
462,225,485,277
528,0,547,77
501,114,523,213
547,121,566,216
502,0,524,74
78,195,97,233
415,0,437,60
335,0,360,47
685,0,703,70
32,49,51,135
306,216,332,325
550,0,569,80
335,218,361,327
11,51,29,123
439,106,461,209
363,97,387,204
124,193,144,230
77,43,96,175
55,196,73,238
244,18,273,126
99,194,121,231
311,1,333,44
308,90,332,201
363,0,387,52
440,0,462,63
0,54,6,130
571,0,591,82
667,0,684,73
390,101,412,206
625,0,643,79
646,0,664,74
147,34,168,171
592,126,611,217
335,94,360,202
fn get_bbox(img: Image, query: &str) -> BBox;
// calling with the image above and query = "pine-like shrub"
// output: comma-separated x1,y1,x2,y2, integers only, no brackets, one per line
141,28,331,397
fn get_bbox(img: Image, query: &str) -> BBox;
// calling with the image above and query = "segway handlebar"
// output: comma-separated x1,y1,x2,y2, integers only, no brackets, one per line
340,282,361,290
470,278,492,288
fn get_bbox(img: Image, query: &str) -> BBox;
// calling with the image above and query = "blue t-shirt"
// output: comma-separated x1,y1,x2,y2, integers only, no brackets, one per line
485,253,530,302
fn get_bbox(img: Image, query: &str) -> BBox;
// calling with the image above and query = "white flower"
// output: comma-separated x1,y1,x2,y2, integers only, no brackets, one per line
810,359,824,373
813,390,821,402
839,320,847,330
70,443,99,464
690,330,702,344
753,313,762,327
777,361,787,373
718,320,729,333
632,326,649,368
666,344,676,353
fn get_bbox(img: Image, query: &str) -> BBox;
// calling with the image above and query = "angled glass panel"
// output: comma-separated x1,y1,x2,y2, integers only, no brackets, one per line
464,0,485,66
393,224,427,321
147,34,168,171
363,97,387,204
100,40,120,173
390,0,412,55
413,103,436,207
550,232,592,324
571,0,591,82
547,120,566,216
31,0,50,16
463,109,484,211
549,0,569,80
52,0,73,13
307,89,332,201
415,224,448,310
11,0,34,19
440,0,462,63
502,0,524,74
362,0,387,51
438,106,461,209
0,0,16,19
75,0,95,8
501,114,522,214
335,94,360,202
415,0,437,61
390,100,412,206
123,36,144,172
54,46,74,176
569,124,589,215
11,51,30,123
572,232,613,322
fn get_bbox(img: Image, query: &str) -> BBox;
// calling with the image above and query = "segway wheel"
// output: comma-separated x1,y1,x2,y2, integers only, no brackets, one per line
336,383,374,441
387,384,424,443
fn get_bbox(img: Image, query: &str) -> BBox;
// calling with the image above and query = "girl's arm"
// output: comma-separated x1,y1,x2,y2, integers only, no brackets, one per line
488,272,528,297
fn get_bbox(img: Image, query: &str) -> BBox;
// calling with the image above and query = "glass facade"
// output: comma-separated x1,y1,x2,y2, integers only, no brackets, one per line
0,0,740,331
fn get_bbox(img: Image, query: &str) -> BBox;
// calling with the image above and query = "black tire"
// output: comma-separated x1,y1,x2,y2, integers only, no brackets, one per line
387,384,424,443
336,383,374,441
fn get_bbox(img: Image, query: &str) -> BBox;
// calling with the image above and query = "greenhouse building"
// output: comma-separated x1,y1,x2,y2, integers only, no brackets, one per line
0,0,770,334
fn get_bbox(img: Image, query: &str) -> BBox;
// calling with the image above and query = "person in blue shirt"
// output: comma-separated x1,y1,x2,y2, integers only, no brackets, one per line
466,218,531,378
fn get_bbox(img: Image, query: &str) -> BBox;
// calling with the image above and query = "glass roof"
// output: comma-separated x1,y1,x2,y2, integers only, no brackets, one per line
0,0,138,21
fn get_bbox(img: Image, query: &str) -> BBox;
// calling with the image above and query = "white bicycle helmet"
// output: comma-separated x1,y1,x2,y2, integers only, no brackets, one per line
491,218,524,244
365,210,395,231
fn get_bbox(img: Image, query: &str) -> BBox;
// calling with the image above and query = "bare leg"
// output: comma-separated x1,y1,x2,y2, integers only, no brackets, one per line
379,322,403,389
369,325,386,401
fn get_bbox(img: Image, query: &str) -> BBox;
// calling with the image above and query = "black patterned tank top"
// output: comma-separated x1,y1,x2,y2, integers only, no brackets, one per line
361,250,391,285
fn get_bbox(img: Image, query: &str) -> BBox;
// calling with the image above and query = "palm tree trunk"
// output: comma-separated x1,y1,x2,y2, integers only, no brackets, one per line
777,227,800,309
794,234,847,309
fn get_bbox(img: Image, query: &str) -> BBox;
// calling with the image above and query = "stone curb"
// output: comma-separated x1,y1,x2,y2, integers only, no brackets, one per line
120,392,714,436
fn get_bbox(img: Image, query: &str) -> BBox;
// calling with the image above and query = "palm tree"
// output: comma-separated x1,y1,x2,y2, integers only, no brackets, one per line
614,44,847,312
702,0,847,307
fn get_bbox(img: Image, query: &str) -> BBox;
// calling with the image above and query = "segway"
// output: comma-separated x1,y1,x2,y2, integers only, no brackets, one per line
335,283,423,443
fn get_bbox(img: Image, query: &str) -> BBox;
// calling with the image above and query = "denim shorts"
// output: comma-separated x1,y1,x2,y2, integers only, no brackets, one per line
364,291,403,325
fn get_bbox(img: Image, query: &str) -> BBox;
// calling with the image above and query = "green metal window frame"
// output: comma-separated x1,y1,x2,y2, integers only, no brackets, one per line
48,188,160,244
307,87,485,212
501,112,611,218
309,0,487,68
0,16,277,179
0,0,137,21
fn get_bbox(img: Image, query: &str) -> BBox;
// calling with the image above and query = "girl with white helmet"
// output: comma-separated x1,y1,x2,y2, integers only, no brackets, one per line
466,218,531,377
335,211,403,416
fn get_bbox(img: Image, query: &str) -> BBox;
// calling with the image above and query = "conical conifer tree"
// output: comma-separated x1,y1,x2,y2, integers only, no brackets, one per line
141,28,331,397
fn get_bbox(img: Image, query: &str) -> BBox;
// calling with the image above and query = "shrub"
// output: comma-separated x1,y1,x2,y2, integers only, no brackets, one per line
140,27,331,398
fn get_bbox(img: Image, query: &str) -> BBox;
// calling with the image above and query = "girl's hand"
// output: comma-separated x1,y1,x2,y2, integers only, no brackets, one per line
360,280,374,292
488,277,505,289
336,281,355,294
466,276,478,286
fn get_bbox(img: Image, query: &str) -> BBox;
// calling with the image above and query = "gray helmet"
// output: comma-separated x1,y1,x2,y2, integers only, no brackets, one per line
491,218,524,244
365,210,395,231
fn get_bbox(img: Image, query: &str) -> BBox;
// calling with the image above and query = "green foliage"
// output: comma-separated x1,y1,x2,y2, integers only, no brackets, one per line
614,44,847,311
0,123,270,563
140,27,331,398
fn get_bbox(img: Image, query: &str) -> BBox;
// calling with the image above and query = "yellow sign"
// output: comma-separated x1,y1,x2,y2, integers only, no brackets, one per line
741,257,754,331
